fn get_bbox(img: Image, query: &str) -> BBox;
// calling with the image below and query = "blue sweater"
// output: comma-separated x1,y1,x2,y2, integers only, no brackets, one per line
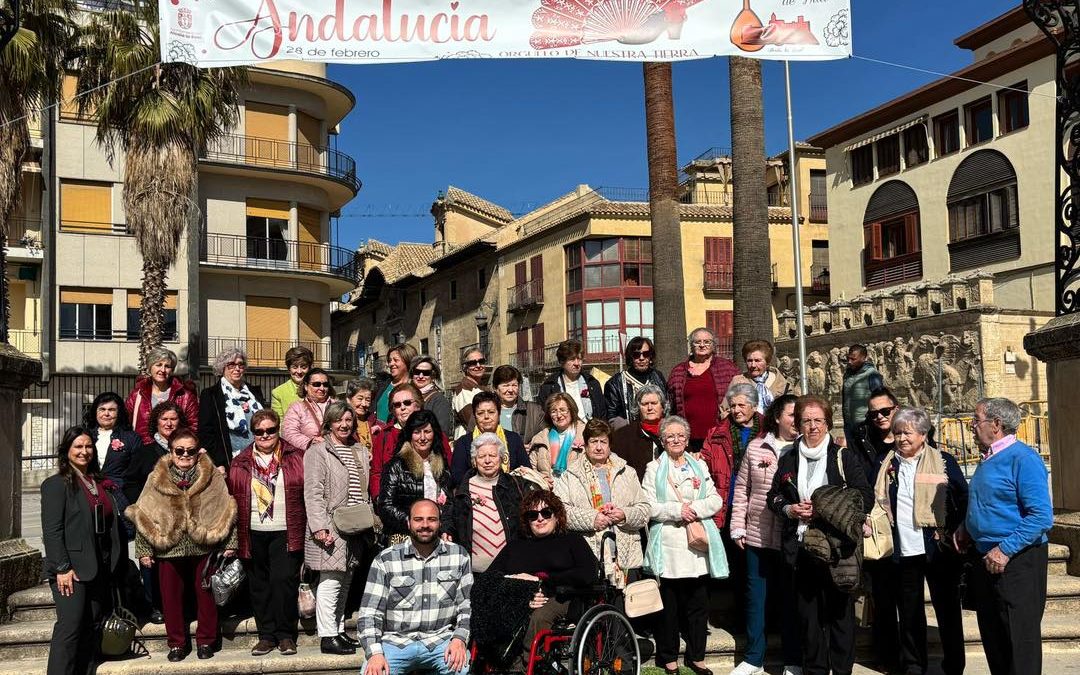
966,440,1052,556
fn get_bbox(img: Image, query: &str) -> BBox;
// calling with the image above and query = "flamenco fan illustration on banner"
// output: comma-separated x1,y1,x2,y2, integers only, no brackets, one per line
529,0,704,50
731,0,819,51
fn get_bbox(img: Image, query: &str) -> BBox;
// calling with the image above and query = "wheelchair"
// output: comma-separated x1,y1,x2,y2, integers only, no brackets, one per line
472,533,642,675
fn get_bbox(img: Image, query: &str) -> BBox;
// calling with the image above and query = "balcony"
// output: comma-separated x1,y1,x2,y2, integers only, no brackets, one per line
59,220,132,235
703,263,733,292
200,232,360,292
811,264,831,294
9,330,42,357
809,193,829,222
207,336,329,370
508,278,544,312
510,349,547,373
200,134,361,205
864,252,922,289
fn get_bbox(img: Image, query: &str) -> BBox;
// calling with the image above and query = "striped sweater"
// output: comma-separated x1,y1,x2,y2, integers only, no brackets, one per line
468,475,506,572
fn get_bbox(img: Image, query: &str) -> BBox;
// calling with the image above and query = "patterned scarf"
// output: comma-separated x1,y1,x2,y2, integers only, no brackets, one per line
221,378,263,435
579,455,612,510
550,427,576,476
251,443,282,522
472,425,510,472
753,372,774,413
169,463,198,490
355,421,372,450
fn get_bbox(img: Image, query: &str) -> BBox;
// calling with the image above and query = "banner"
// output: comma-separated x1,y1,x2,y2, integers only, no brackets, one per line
161,0,851,67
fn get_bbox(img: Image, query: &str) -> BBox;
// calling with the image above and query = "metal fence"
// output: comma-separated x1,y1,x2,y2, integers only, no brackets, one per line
936,401,1049,471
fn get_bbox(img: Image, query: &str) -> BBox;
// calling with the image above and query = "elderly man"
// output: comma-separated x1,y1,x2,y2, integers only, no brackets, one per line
962,397,1053,675
360,500,473,675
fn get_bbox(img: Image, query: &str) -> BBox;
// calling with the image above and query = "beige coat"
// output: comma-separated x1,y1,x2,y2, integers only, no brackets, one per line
724,368,799,414
528,421,587,483
554,453,650,572
303,437,370,572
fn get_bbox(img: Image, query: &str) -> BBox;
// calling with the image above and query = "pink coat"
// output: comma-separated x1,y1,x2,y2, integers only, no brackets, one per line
729,433,791,551
281,399,328,451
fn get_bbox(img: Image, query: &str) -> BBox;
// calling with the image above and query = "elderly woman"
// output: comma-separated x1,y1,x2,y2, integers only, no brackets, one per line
128,429,237,662
491,364,546,441
554,418,649,585
270,346,313,420
667,327,740,452
604,336,667,427
729,394,801,675
125,346,199,443
199,348,266,469
727,340,798,415
84,392,141,489
611,383,668,480
701,383,765,532
373,342,418,423
41,427,126,675
538,339,607,422
451,347,489,439
443,432,534,574
379,410,453,539
766,396,872,675
873,407,968,675
450,390,530,487
528,392,587,486
410,355,454,436
281,368,335,450
344,378,377,449
642,415,727,675
369,383,423,498
226,409,306,657
304,401,371,656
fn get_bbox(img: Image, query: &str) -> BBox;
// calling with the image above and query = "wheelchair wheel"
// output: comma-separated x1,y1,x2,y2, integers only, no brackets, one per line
569,605,640,675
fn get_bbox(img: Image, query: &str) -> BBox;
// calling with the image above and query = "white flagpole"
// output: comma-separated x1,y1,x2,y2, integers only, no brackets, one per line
785,60,809,392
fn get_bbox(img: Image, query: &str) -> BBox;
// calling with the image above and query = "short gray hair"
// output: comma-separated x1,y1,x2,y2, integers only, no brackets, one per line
726,382,759,408
633,383,669,415
891,406,932,436
145,347,178,371
658,415,690,446
687,327,717,355
470,432,508,463
978,397,1022,434
212,347,247,377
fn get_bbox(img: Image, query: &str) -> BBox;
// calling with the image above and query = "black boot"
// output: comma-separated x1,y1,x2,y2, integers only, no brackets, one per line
321,635,357,655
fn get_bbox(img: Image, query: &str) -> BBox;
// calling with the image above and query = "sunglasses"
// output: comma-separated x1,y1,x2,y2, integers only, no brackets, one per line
524,507,555,522
868,406,896,419
253,426,279,437
464,359,487,368
393,399,416,408
308,381,330,388
172,446,198,457
412,369,434,377
632,350,654,358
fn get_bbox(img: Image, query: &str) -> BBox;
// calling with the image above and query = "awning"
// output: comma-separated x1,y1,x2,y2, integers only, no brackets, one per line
843,115,929,152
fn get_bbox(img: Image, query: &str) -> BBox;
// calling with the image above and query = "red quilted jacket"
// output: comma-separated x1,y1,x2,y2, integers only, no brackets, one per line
125,375,199,444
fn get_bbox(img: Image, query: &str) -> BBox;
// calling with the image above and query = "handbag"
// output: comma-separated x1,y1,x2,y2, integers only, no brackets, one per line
668,473,709,553
99,588,138,657
332,501,376,536
863,503,894,561
202,552,246,606
623,579,663,618
298,584,317,619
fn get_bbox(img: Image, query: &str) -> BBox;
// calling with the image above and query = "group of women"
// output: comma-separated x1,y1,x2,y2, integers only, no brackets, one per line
41,332,969,675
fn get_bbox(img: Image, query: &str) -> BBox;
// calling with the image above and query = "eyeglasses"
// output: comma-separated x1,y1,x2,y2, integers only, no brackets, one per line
801,418,828,427
464,359,487,368
868,406,896,419
309,381,330,388
224,362,246,370
393,399,416,408
412,369,434,377
970,419,991,428
692,340,713,347
253,426,279,437
631,350,654,359
524,507,555,522
664,433,688,442
172,446,198,457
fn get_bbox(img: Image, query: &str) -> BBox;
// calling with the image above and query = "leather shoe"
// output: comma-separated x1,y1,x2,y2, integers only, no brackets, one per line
338,632,360,646
686,663,712,675
149,610,165,624
197,645,214,660
251,639,276,656
321,635,356,655
167,647,188,662
279,639,297,655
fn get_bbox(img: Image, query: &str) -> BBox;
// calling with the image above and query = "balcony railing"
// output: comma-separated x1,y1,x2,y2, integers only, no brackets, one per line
703,263,733,292
809,193,829,222
200,231,360,283
59,220,131,235
208,336,330,369
9,330,42,357
864,252,922,289
811,263,830,294
508,278,544,312
333,349,384,377
202,134,361,192
6,217,42,245
510,349,547,373
58,327,179,342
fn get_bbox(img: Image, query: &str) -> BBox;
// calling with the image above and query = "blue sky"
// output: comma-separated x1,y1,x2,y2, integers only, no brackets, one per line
328,0,1019,250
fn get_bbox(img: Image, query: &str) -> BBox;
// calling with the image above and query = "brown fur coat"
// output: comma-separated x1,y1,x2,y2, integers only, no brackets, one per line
126,453,237,557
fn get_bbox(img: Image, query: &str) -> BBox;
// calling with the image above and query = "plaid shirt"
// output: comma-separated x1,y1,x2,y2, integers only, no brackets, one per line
358,538,473,655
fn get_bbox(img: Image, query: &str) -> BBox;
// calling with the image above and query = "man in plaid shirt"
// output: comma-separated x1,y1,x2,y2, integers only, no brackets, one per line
360,499,472,675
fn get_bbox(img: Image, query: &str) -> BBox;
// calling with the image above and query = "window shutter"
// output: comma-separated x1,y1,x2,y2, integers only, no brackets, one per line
246,296,290,339
866,223,884,261
1007,184,1019,229
60,288,112,304
60,181,112,230
298,207,323,270
298,300,323,345
127,291,177,310
246,199,290,220
905,214,921,253
244,102,289,140
530,255,543,281
515,261,527,285
704,237,732,265
516,327,529,354
532,323,545,352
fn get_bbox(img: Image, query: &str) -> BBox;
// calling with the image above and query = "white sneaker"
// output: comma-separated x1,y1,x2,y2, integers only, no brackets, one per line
729,662,764,675
781,666,803,675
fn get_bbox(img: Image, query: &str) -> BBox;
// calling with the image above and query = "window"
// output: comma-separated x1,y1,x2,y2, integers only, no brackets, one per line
59,288,112,340
477,266,487,291
809,170,828,222
704,310,733,360
420,338,430,354
946,150,1021,270
126,291,178,341
566,238,652,291
902,125,929,168
245,199,288,261
934,111,961,157
449,279,457,301
965,97,994,145
60,181,112,232
998,83,1029,134
851,145,874,186
811,240,830,293
862,181,923,288
59,74,94,122
703,237,733,291
948,186,1018,242
876,134,900,176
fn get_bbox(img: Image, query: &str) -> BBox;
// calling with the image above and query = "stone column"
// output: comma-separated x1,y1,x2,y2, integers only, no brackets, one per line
0,346,44,610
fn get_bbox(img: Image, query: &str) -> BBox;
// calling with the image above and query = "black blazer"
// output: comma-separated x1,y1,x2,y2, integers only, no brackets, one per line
90,428,142,488
122,440,168,505
537,371,608,421
766,440,873,566
40,474,124,582
198,381,266,469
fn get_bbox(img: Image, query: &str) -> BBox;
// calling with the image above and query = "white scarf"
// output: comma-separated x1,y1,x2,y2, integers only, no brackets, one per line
221,377,263,434
796,434,830,539
753,372,774,413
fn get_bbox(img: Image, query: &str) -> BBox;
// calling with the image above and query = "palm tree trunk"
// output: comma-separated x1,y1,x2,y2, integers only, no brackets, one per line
729,56,773,351
139,258,167,371
0,115,30,345
643,62,687,372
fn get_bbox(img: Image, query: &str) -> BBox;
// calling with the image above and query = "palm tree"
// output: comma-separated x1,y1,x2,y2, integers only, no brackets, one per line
728,56,773,350
0,0,76,345
643,62,687,371
77,1,246,369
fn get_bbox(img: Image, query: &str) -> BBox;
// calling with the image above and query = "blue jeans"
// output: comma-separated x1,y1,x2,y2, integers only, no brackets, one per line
383,636,469,675
744,546,801,667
